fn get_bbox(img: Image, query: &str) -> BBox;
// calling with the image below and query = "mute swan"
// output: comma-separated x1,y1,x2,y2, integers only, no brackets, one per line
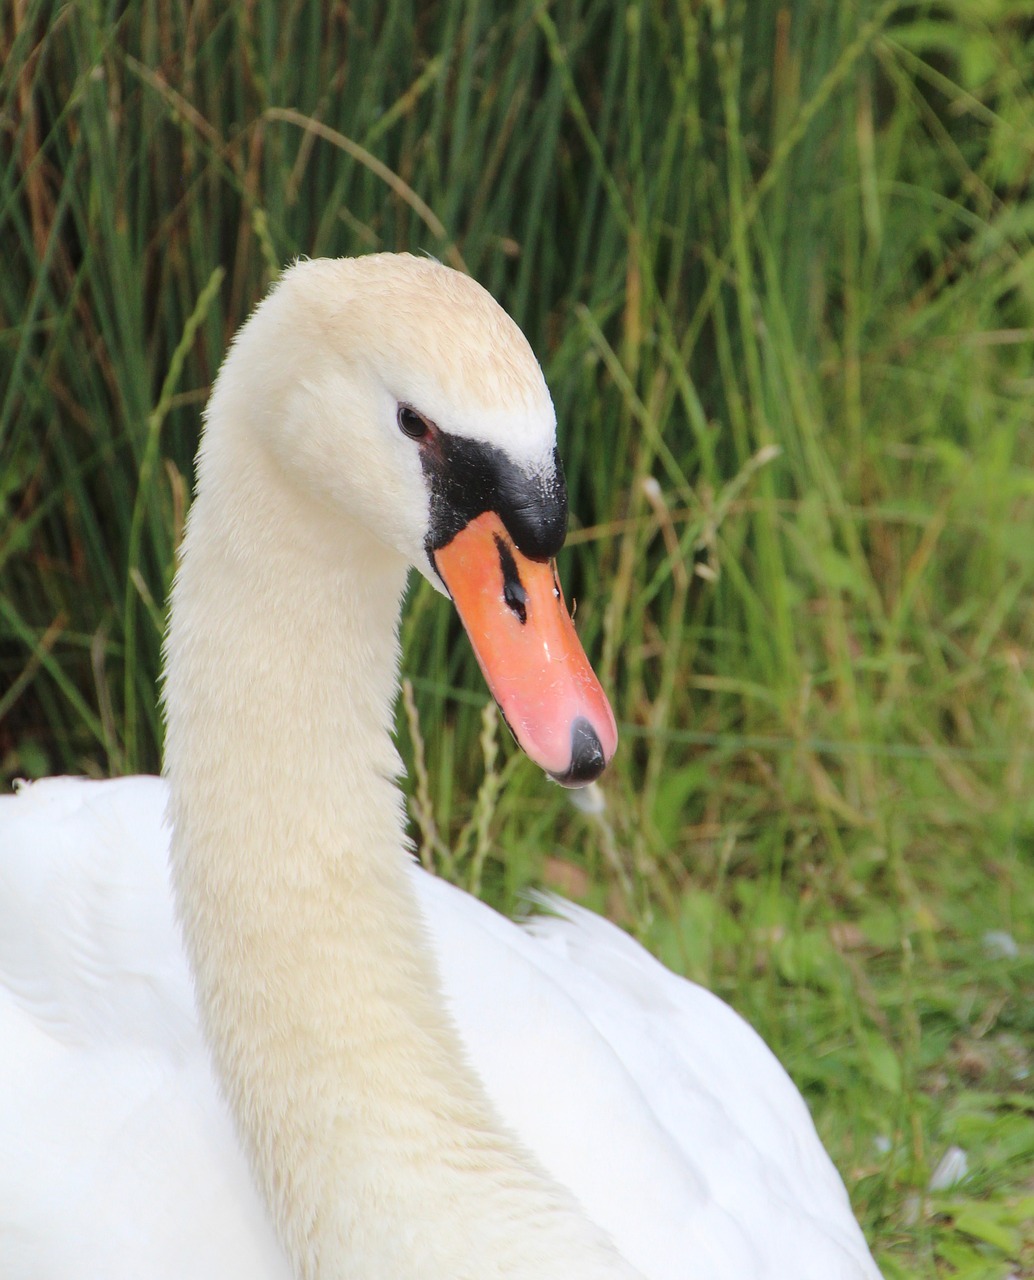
0,254,881,1279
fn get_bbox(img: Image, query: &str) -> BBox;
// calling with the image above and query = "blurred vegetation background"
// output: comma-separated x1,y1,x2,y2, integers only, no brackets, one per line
2,0,1033,1273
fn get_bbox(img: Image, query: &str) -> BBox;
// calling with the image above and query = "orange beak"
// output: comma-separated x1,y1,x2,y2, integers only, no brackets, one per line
431,511,617,786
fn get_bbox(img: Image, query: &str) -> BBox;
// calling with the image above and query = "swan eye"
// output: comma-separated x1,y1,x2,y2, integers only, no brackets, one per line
398,405,431,440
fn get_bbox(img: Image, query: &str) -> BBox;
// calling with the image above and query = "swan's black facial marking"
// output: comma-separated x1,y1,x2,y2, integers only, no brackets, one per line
418,431,568,560
494,535,528,625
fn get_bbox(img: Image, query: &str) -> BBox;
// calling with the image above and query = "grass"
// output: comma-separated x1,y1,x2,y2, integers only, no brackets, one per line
2,0,1033,1273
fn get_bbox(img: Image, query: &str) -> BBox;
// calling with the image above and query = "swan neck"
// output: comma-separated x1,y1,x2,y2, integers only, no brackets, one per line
163,418,636,1279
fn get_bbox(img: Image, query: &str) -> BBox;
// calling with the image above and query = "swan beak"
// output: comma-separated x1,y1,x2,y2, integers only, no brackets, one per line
431,511,618,786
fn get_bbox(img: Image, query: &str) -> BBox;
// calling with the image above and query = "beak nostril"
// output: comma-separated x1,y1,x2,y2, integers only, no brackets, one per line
494,535,528,625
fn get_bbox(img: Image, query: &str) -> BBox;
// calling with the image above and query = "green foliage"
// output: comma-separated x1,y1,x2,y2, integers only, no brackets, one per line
2,0,1033,1272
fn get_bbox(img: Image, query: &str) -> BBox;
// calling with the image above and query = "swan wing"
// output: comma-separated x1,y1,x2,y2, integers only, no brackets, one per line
416,871,881,1280
0,776,288,1280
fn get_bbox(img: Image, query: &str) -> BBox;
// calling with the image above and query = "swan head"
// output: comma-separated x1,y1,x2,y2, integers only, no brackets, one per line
208,253,617,785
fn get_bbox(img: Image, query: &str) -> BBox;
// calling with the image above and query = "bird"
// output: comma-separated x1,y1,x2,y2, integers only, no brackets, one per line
0,253,882,1280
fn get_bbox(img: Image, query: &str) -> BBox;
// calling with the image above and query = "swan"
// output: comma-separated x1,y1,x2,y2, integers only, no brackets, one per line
0,254,882,1279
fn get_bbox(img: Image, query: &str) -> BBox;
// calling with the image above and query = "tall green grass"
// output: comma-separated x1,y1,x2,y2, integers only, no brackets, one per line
2,1,1033,1273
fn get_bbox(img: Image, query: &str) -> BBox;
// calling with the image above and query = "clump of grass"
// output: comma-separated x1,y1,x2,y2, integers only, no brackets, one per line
2,0,1033,1272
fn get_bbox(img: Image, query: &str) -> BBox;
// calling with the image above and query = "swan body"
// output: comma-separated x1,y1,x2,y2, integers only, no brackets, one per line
0,255,881,1279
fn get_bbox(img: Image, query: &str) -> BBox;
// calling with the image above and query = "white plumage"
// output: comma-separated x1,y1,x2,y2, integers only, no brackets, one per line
0,255,881,1279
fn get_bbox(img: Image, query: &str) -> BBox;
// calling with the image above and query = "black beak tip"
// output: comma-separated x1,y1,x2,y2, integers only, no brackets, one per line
550,716,607,788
